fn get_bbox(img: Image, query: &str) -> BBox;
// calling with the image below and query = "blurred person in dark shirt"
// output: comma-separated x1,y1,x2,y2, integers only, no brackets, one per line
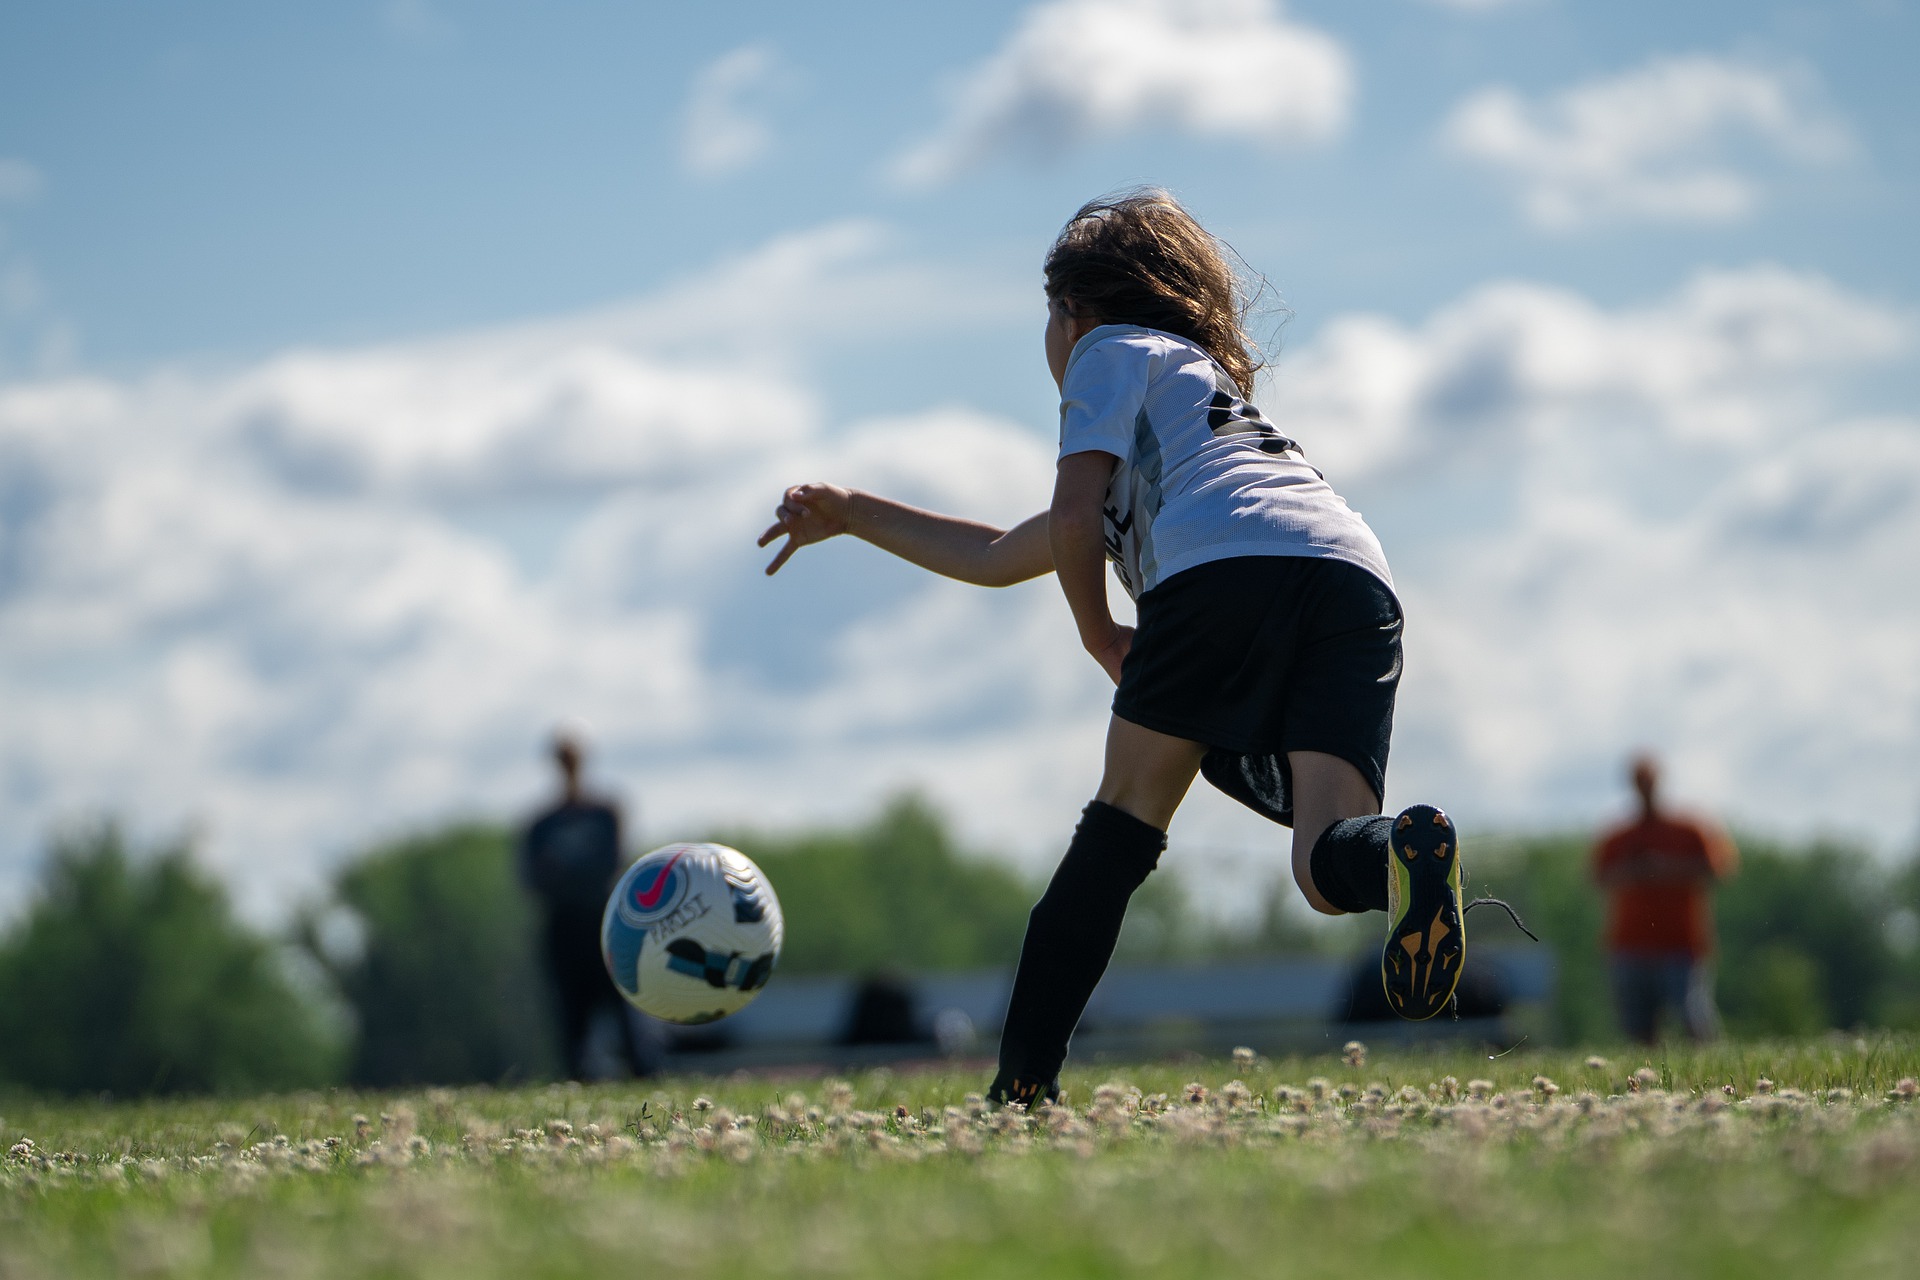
1592,754,1738,1044
520,728,658,1078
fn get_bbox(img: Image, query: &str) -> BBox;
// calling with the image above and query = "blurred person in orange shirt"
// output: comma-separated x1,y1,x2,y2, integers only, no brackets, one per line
1593,754,1738,1044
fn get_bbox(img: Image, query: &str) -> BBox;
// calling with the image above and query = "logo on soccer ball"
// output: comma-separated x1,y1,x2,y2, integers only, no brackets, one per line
615,847,690,926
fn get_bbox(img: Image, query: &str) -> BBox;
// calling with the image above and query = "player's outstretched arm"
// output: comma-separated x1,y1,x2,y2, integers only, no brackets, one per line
758,483,1052,587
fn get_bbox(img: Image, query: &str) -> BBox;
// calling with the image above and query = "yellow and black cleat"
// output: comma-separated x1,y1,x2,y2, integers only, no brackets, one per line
1382,804,1465,1021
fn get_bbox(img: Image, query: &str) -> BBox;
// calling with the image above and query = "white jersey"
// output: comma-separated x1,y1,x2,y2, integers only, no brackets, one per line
1057,325,1394,600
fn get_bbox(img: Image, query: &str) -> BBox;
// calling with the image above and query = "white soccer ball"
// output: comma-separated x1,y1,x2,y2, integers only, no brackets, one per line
600,842,784,1024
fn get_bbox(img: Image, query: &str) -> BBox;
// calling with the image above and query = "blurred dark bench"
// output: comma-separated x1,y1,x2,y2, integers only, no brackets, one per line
656,947,1555,1072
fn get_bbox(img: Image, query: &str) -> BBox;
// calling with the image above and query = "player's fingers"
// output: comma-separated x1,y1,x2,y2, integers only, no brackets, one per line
757,522,784,548
764,536,799,576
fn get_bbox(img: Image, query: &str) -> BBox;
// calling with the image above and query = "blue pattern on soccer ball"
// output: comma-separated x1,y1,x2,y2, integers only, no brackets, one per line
665,937,776,991
602,915,646,996
725,864,767,923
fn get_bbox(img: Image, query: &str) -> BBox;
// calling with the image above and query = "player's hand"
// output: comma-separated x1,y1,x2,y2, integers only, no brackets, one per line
1085,624,1134,686
758,483,854,575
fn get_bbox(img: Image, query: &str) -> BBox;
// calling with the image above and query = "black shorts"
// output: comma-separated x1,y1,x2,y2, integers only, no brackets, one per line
1111,555,1402,829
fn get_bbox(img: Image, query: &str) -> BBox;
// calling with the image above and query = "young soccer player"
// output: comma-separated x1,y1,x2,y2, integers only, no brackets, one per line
760,191,1478,1105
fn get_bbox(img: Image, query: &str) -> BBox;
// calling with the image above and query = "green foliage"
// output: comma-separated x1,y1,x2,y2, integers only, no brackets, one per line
1110,873,1204,963
0,823,341,1096
715,794,1035,974
1713,839,1891,1036
307,823,556,1087
1879,860,1920,1028
1467,834,1613,1045
1467,830,1910,1044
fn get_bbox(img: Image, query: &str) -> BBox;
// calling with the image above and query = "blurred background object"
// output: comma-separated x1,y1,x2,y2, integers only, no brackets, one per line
4,794,1920,1093
300,823,556,1086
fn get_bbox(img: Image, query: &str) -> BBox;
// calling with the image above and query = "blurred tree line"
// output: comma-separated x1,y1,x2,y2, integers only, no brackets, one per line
0,824,341,1095
3,799,1918,1095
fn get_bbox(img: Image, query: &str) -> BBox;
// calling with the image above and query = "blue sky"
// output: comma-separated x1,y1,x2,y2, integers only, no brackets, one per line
1,0,1916,919
7,2,1913,370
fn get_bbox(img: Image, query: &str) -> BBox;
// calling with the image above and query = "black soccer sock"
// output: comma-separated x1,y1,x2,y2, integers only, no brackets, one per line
990,801,1166,1102
1308,815,1392,914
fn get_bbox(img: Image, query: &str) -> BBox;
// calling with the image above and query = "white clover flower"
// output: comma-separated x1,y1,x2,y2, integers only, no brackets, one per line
1585,1056,1609,1071
1341,1041,1368,1068
1232,1046,1256,1069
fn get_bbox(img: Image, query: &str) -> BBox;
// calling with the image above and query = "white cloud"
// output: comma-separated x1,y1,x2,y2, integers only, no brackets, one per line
681,44,792,178
0,159,43,205
0,223,1067,920
1443,54,1853,229
891,0,1351,187
1266,266,1916,843
0,220,1912,928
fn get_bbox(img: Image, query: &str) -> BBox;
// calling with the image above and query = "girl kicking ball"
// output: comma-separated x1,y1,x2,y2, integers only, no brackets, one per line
761,190,1476,1105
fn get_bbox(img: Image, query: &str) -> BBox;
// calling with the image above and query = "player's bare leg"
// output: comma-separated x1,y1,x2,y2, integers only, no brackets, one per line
1095,715,1208,829
1288,750,1382,916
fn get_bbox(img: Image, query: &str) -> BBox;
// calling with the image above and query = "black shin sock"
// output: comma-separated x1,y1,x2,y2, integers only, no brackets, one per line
990,801,1166,1101
1308,815,1392,914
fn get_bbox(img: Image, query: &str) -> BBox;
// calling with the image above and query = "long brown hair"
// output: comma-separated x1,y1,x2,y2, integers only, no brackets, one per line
1043,189,1265,397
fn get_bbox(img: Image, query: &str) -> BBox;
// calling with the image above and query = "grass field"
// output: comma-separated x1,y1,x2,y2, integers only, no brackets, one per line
7,1037,1920,1279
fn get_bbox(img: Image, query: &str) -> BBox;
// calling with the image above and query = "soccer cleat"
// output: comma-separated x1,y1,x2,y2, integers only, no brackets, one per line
1382,804,1466,1021
986,1074,1058,1109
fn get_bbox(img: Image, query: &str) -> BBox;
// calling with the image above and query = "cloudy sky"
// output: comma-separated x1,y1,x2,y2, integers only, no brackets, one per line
1,0,1915,921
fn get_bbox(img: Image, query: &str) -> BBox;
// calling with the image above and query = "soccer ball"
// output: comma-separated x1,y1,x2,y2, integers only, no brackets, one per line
600,842,784,1024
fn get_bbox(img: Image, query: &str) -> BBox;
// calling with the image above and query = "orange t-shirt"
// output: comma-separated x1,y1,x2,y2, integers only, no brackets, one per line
1592,813,1737,956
